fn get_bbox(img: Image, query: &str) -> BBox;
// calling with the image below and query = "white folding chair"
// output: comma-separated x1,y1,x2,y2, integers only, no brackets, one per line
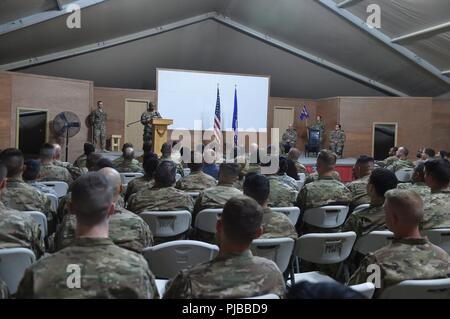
354,230,394,255
23,211,48,240
155,279,168,297
395,168,414,183
143,240,219,279
243,294,280,299
41,181,68,198
0,248,36,294
45,193,59,212
194,209,223,234
183,168,191,176
250,238,295,273
271,207,301,225
349,282,376,299
292,232,357,285
298,173,306,184
186,192,200,201
140,211,191,238
175,173,182,182
380,278,450,299
303,206,350,229
422,228,450,255
120,173,144,187
352,204,370,214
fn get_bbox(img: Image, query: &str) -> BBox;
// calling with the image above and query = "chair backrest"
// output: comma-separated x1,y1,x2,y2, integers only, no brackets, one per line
45,193,59,212
155,279,168,297
23,211,48,240
175,173,182,182
243,294,280,299
250,238,295,273
143,240,219,279
298,173,306,183
186,192,200,200
380,278,450,299
194,209,223,234
349,282,376,299
41,181,68,198
295,231,356,264
352,203,370,214
354,230,394,255
271,207,301,225
422,228,450,254
0,248,36,294
140,211,192,238
395,168,414,182
120,173,144,186
303,206,350,229
183,168,191,176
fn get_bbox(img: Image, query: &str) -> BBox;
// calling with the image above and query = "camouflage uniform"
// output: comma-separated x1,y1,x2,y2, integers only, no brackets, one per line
0,278,8,299
267,176,298,207
26,180,58,197
376,156,398,168
124,176,155,204
90,108,107,150
294,161,307,174
304,171,341,184
343,200,386,238
397,182,431,200
176,171,217,192
54,160,85,180
0,202,45,258
38,163,73,185
128,186,194,214
421,189,450,230
281,128,297,153
73,154,87,169
164,250,286,299
328,129,346,156
348,237,450,298
16,237,159,299
193,183,243,217
55,206,153,253
112,157,143,173
161,158,184,177
260,208,298,239
278,173,299,191
346,174,371,211
387,159,414,172
141,110,162,144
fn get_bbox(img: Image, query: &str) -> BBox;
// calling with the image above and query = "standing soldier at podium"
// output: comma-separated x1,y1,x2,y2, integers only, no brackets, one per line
90,101,107,151
309,115,325,148
141,102,162,145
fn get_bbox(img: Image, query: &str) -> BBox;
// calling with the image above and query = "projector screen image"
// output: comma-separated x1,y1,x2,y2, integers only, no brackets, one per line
157,69,270,132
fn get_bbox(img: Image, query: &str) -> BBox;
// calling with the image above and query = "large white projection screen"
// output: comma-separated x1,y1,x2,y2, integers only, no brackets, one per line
157,69,270,132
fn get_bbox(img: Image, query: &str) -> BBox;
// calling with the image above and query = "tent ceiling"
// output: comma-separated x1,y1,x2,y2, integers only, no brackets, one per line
0,0,448,98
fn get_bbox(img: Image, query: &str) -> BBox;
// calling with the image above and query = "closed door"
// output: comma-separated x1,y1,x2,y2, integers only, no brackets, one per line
273,107,294,142
125,100,149,150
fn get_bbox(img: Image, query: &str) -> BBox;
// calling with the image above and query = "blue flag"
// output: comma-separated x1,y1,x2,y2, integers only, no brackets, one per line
232,87,238,146
299,105,310,121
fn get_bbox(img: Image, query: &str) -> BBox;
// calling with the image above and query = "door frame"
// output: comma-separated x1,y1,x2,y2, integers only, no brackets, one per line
372,122,398,158
273,106,295,141
16,107,49,148
124,99,150,147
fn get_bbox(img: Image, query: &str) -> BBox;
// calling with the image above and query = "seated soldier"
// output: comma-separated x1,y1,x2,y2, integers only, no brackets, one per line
262,157,297,208
397,162,431,199
160,142,184,177
17,172,159,299
37,143,73,184
346,155,374,211
112,143,138,167
52,143,84,180
73,142,95,169
421,159,450,230
387,146,414,172
0,161,45,258
23,159,58,197
243,173,297,239
0,149,54,229
202,149,220,180
55,168,153,253
128,161,194,214
124,153,159,204
348,189,450,298
176,151,217,192
304,150,341,185
296,149,352,234
164,196,286,299
376,146,399,168
277,156,299,191
287,148,307,174
114,147,143,173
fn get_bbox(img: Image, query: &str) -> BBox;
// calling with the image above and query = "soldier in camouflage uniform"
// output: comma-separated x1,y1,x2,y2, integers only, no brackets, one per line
176,152,217,192
16,172,159,299
309,115,325,147
23,159,58,197
73,142,96,169
397,162,430,199
37,144,73,185
281,125,298,154
124,154,159,204
141,102,162,145
386,146,414,172
90,101,107,151
287,148,307,174
160,142,184,177
52,144,85,180
328,124,346,157
264,158,298,207
164,196,286,299
348,189,450,298
296,150,352,234
375,146,399,168
346,155,374,211
113,147,143,173
55,168,153,253
420,159,450,230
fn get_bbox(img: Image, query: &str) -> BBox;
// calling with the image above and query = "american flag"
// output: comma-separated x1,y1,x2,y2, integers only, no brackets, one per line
214,86,222,143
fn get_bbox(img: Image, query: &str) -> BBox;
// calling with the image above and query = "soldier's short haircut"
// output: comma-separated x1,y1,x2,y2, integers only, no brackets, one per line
123,147,135,160
399,147,409,156
424,159,450,186
86,153,103,171
161,143,172,156
317,149,337,171
424,148,435,158
142,141,152,154
71,172,114,226
369,168,398,197
39,143,55,161
154,160,176,187
288,148,301,161
23,159,41,181
385,189,424,224
95,158,114,171
222,196,263,244
219,163,240,179
143,156,159,177
0,161,7,181
0,148,24,177
188,151,203,171
278,156,289,174
355,155,374,166
243,173,270,205
83,142,95,156
121,143,133,153
97,100,103,105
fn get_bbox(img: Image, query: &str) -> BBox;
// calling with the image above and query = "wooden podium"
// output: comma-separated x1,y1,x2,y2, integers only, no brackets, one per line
151,118,173,156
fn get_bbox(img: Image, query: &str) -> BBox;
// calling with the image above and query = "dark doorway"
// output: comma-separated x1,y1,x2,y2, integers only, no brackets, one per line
18,109,48,159
373,123,397,160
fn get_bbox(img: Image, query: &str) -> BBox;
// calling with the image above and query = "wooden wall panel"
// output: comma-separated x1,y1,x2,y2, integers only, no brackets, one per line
316,98,340,148
431,99,450,153
0,72,12,151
